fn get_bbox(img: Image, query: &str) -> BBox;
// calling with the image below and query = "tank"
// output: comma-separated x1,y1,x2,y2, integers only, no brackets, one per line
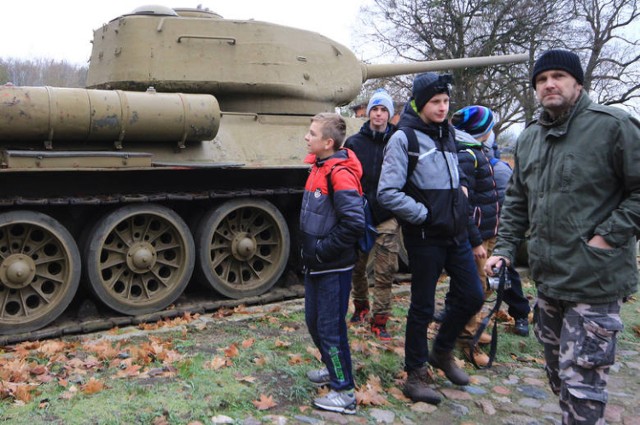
0,4,527,339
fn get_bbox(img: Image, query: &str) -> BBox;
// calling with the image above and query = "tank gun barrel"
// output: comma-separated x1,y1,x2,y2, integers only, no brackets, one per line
362,54,529,81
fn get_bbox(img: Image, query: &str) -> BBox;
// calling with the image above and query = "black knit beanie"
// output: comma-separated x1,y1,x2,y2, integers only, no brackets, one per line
412,72,452,112
531,49,584,87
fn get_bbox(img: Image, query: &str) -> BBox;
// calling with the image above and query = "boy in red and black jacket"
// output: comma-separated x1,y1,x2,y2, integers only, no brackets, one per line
300,112,364,415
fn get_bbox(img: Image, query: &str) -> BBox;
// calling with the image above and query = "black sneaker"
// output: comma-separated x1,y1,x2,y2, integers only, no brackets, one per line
514,318,529,337
313,390,356,415
306,368,330,386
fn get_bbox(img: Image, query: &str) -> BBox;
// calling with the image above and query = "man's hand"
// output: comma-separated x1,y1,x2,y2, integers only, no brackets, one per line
484,255,510,276
461,186,468,197
473,244,486,261
587,234,613,250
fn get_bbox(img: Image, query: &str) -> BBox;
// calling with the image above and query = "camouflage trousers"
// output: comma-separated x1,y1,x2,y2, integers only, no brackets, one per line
534,292,623,425
351,218,400,316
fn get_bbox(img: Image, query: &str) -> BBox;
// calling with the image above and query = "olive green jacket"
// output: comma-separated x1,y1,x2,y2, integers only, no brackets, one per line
494,92,640,303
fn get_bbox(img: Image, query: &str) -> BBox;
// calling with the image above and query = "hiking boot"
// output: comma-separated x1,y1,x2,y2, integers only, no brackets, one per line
349,300,370,324
461,344,490,368
514,318,530,337
307,368,330,386
402,366,442,405
429,348,470,386
313,389,356,415
371,314,392,341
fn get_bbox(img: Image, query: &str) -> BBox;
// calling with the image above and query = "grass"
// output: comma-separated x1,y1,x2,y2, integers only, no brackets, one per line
1,276,639,424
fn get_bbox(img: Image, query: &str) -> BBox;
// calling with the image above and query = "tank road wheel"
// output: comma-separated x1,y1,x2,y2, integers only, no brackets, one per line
83,204,195,315
0,211,80,335
195,199,290,299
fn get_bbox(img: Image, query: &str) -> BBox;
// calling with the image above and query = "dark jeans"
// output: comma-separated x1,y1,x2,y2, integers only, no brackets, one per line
404,237,484,372
504,266,531,320
304,270,354,391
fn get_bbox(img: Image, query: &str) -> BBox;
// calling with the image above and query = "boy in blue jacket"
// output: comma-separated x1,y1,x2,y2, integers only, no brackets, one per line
300,112,365,415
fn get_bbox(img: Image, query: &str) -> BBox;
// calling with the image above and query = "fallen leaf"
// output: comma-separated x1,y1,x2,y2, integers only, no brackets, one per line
116,364,142,378
241,338,255,349
364,374,384,392
388,386,410,402
233,305,248,314
274,339,291,348
37,340,68,356
253,356,267,366
287,354,303,365
204,356,229,370
252,394,277,410
30,365,47,376
239,376,257,384
356,388,388,406
82,378,105,395
223,343,239,358
15,384,34,403
306,346,321,362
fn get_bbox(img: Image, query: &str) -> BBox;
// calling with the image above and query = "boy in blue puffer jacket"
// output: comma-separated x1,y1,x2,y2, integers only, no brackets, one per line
300,112,365,415
452,106,531,367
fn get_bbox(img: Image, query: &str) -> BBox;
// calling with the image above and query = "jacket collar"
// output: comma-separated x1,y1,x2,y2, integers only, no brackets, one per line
397,102,450,140
359,120,396,144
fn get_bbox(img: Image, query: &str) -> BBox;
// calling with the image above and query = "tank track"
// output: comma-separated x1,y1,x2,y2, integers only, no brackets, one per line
0,275,305,347
0,185,305,346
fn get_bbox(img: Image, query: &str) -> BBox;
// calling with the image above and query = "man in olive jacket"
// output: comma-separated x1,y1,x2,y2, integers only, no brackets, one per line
486,50,640,424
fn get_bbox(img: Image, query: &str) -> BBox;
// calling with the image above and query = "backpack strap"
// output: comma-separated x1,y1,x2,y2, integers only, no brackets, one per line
463,148,478,168
399,127,420,178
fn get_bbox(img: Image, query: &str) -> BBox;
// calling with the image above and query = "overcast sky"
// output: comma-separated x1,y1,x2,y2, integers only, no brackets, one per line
1,1,367,65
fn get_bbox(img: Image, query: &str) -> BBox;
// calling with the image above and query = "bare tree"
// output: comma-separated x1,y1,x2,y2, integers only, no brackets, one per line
0,58,87,87
352,0,568,134
352,0,640,132
571,0,640,108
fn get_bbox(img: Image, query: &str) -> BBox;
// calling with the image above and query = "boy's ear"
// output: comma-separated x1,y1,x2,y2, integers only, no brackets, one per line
325,138,336,150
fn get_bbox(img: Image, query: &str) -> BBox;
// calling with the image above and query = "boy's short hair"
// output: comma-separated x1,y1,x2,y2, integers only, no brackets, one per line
311,113,347,149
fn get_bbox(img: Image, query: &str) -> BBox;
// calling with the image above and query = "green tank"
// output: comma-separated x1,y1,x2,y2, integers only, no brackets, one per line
0,4,527,337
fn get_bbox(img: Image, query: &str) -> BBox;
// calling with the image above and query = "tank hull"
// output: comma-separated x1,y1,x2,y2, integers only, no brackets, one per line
0,95,361,337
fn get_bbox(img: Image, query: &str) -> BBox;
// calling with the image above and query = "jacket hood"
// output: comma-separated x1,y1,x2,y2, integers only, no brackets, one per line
304,148,363,180
455,129,482,148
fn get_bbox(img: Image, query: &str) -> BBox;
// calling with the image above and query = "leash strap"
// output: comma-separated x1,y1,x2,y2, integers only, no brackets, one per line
469,259,507,369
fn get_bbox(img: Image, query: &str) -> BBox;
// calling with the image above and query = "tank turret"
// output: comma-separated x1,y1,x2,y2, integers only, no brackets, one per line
87,5,527,115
